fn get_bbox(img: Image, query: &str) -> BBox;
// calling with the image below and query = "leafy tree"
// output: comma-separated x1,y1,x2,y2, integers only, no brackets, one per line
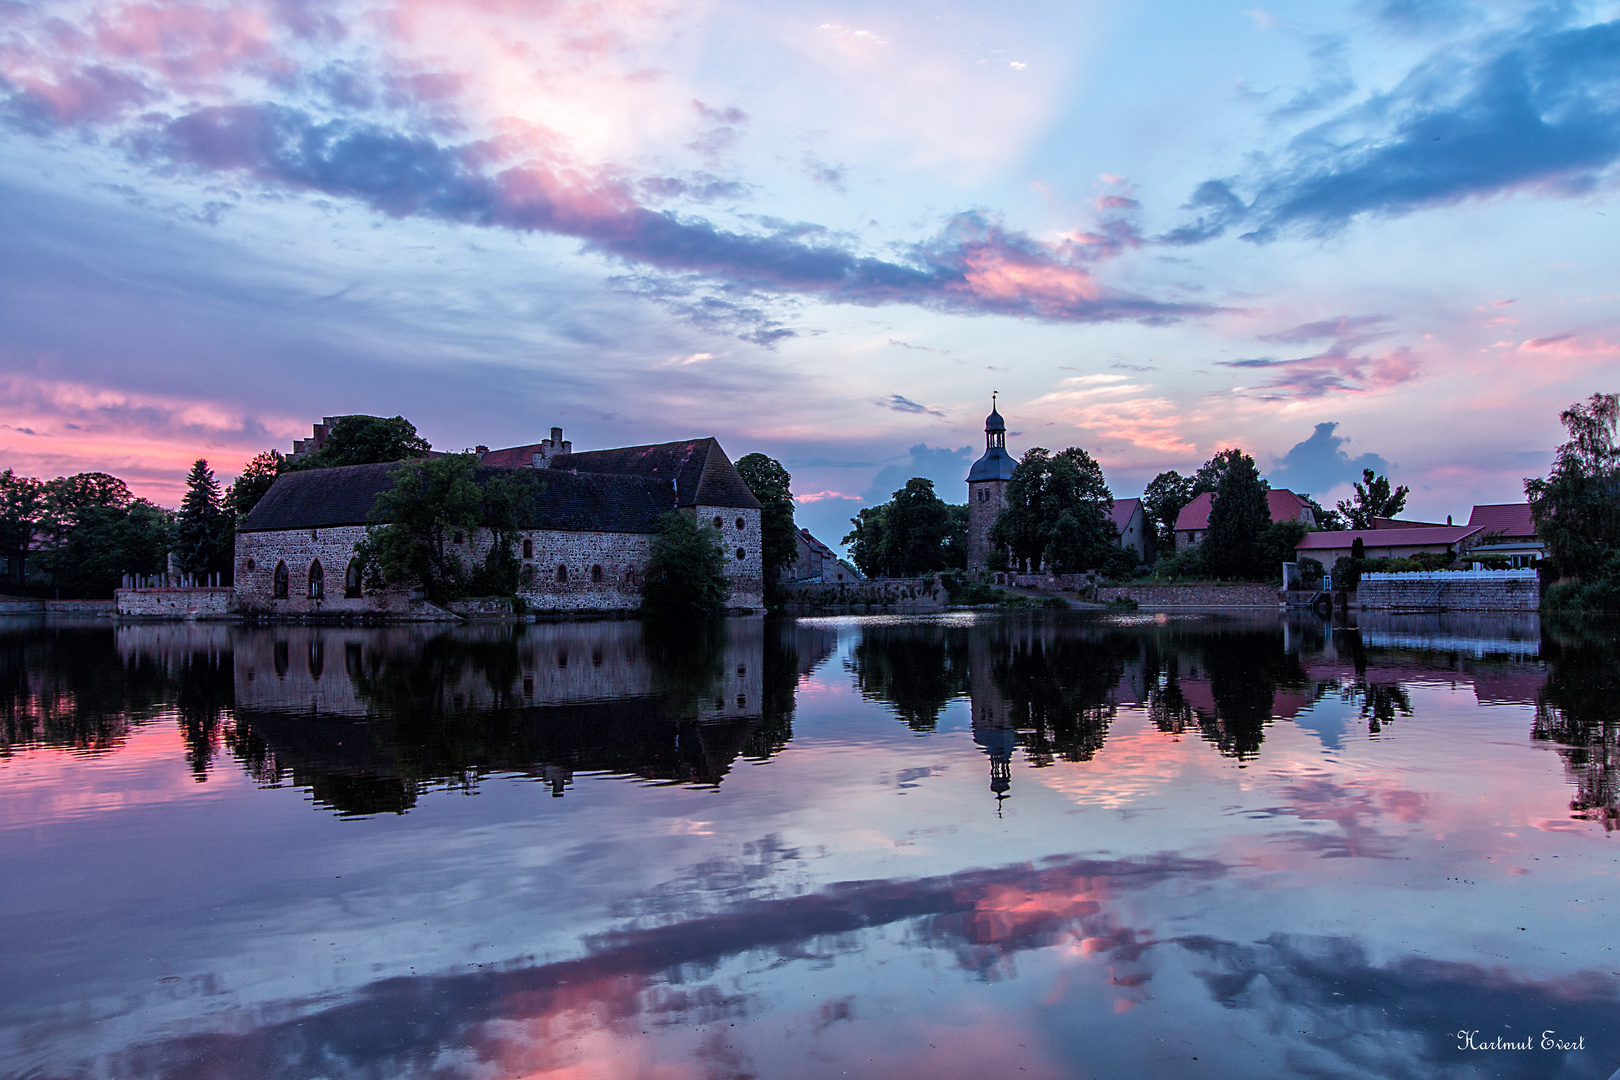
843,504,890,578
735,453,798,583
1142,470,1195,555
0,470,43,591
941,503,969,570
1527,392,1620,582
1202,450,1270,579
641,510,729,618
1337,468,1410,529
1192,453,1234,496
1301,494,1345,532
883,477,950,576
991,446,1123,573
227,450,285,520
467,469,539,596
38,500,172,598
174,459,232,580
293,415,431,470
1255,518,1311,580
355,454,484,602
36,474,135,596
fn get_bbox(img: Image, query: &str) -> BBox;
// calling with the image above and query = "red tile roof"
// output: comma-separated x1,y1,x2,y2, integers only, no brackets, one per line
1173,488,1313,532
1468,503,1536,538
1294,525,1484,551
1109,497,1142,532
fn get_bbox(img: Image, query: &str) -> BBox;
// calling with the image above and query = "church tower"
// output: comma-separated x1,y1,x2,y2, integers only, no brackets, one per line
966,397,1015,573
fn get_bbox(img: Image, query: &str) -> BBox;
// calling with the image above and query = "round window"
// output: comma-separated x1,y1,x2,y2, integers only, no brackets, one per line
736,547,747,560
735,517,746,529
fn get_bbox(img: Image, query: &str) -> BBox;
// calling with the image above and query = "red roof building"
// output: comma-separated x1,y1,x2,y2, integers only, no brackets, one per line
1294,525,1485,564
1174,488,1315,549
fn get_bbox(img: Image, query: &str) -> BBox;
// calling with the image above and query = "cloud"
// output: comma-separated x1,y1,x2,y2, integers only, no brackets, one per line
793,489,855,503
802,153,846,191
1266,421,1393,498
1220,313,1418,397
860,443,974,503
874,394,944,417
1165,13,1620,243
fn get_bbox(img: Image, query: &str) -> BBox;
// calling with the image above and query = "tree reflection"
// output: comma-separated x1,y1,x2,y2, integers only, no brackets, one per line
847,623,969,731
0,623,183,755
1535,617,1620,830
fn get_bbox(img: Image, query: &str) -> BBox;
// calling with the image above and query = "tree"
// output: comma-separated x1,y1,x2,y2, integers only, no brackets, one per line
36,474,135,597
641,511,729,618
1141,470,1195,555
174,459,232,580
1301,494,1345,532
843,505,890,578
0,470,43,591
735,453,798,584
883,478,951,576
990,446,1122,573
1202,450,1270,579
1192,453,1234,496
992,447,1055,572
227,450,285,520
354,454,484,602
293,415,431,470
468,469,539,596
37,499,172,598
1526,392,1620,581
1337,469,1410,529
941,503,969,570
1256,518,1311,580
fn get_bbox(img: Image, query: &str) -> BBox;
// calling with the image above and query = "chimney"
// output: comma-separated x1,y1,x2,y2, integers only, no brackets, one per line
475,445,488,456
1447,514,1452,526
551,427,564,446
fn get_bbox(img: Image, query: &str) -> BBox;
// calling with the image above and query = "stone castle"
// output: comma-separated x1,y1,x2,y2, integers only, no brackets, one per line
234,426,764,615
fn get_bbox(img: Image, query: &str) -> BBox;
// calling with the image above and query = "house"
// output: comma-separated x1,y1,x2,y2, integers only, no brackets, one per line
1294,524,1486,566
1110,498,1151,563
1174,489,1316,549
784,528,862,584
1465,503,1543,568
234,430,764,615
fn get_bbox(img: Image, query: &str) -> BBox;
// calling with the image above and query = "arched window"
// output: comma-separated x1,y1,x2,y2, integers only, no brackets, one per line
273,561,289,599
556,564,568,583
522,538,533,558
625,567,639,586
736,547,747,560
344,560,363,599
590,564,603,583
713,515,724,529
521,564,534,586
308,560,324,600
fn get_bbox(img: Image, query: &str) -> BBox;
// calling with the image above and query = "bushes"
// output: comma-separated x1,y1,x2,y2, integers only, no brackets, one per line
640,511,730,618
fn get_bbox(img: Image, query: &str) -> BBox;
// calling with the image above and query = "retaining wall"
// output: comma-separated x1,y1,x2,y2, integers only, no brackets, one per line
115,588,234,618
1093,584,1282,609
0,598,116,616
1356,571,1540,612
783,578,946,612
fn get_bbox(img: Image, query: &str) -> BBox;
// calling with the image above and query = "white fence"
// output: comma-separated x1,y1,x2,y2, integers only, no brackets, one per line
1360,569,1537,583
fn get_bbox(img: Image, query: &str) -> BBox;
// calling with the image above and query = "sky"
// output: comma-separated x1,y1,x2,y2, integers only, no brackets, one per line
3,0,1618,551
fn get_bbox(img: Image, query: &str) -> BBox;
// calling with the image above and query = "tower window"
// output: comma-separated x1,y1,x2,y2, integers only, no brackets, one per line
521,564,534,586
736,547,747,560
736,517,746,530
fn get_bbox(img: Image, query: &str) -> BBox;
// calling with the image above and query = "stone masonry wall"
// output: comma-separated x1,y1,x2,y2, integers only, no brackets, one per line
1094,584,1282,609
783,578,946,611
116,588,234,618
1356,576,1540,612
236,526,417,616
696,504,764,611
967,480,1007,572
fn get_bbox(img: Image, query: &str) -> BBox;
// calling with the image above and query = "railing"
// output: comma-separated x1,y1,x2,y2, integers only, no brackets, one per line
1361,569,1537,582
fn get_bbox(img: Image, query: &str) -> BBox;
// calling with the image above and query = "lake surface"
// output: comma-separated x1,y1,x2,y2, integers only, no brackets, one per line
2,611,1618,1080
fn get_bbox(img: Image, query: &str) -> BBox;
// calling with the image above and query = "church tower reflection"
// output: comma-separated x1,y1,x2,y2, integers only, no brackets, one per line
968,630,1016,804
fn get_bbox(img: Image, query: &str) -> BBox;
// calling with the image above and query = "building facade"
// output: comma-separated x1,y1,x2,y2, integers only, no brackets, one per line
1174,488,1317,549
966,403,1016,572
235,432,764,615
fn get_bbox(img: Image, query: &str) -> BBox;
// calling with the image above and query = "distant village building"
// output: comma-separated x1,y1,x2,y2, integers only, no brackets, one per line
1465,503,1543,567
1294,524,1485,566
234,430,764,614
1110,497,1151,563
784,528,862,584
1174,489,1316,549
966,401,1016,573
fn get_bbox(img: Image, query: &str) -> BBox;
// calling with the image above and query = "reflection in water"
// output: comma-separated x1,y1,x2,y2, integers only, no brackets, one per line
4,611,1620,1080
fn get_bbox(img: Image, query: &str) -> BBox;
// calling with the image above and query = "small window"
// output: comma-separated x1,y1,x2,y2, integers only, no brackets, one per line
736,547,747,560
625,567,639,586
556,564,568,583
344,560,362,599
310,528,318,540
245,557,256,572
273,560,289,599
521,564,534,586
590,564,603,583
308,560,324,600
736,517,746,530
522,538,533,558
713,515,724,529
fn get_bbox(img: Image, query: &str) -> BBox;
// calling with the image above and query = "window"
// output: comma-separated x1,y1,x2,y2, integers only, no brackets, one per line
736,547,747,560
308,560,324,600
556,564,568,583
273,561,289,599
736,517,746,530
344,560,363,599
590,564,603,583
522,538,533,558
713,515,724,529
245,557,256,572
521,564,534,586
625,567,638,586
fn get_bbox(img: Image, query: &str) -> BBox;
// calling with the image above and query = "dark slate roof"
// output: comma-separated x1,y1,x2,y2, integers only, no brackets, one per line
241,461,678,534
967,445,1016,482
479,443,549,468
240,462,406,532
548,438,762,509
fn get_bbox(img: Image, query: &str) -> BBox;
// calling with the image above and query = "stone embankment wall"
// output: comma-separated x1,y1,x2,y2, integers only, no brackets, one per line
1093,584,1282,609
783,578,946,612
0,598,116,616
1356,570,1540,612
115,588,234,618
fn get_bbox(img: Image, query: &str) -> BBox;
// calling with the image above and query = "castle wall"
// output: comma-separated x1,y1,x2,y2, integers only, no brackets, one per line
697,504,764,611
967,480,1007,572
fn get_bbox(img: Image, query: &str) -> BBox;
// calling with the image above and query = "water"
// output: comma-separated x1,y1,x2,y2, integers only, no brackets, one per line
1,611,1617,1079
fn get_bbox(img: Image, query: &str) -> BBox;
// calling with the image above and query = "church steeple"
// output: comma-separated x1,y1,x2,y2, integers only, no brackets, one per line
985,392,1005,450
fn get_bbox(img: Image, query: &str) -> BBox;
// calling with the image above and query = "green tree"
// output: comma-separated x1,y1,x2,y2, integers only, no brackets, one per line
882,477,950,576
468,468,539,596
735,453,798,584
1527,392,1620,584
293,415,431,470
227,450,285,520
843,505,890,578
941,503,969,570
641,510,729,618
1301,494,1345,532
1202,450,1270,579
354,454,484,602
1141,470,1195,555
1256,518,1312,580
174,459,232,580
1192,453,1233,496
1337,468,1410,529
38,500,172,598
991,446,1122,573
992,447,1055,572
36,474,135,597
0,470,43,591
